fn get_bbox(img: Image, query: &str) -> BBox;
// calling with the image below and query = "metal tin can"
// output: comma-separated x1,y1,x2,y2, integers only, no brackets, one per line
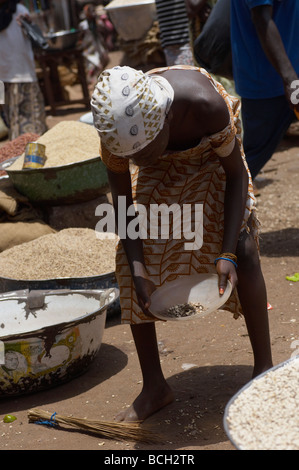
23,142,46,169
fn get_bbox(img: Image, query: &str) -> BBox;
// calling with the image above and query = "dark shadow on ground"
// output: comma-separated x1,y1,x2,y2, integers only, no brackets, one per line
259,228,299,257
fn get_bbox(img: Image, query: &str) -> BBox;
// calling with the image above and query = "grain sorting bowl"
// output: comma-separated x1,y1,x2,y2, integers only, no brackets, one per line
223,355,299,450
0,287,118,397
3,155,109,205
149,273,232,321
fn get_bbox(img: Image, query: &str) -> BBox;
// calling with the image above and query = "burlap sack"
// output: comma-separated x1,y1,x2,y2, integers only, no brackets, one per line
0,220,55,252
0,178,55,251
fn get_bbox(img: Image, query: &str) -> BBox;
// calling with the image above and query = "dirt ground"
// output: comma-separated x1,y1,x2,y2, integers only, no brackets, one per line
0,51,298,453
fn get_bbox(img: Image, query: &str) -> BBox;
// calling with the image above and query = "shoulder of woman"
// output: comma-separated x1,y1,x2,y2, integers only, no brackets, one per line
192,85,230,136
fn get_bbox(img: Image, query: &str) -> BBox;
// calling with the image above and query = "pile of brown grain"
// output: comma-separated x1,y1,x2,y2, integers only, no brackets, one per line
8,121,101,170
0,228,116,280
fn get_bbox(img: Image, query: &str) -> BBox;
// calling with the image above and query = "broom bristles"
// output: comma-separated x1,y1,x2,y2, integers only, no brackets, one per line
28,408,160,443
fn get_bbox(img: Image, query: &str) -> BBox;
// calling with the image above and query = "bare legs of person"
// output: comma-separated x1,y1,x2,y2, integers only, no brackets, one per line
236,228,273,377
116,228,273,423
115,322,174,422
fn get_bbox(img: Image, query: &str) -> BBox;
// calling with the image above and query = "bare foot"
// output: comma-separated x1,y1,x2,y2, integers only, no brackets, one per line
115,382,174,423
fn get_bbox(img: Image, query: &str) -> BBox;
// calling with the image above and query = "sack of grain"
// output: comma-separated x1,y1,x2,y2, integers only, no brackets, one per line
0,221,55,252
0,178,55,251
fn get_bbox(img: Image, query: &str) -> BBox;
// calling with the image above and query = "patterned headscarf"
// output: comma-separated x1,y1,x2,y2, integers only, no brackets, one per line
91,66,174,157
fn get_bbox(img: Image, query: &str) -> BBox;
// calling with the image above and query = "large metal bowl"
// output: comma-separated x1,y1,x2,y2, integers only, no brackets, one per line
223,355,299,450
0,271,120,318
0,287,118,397
105,0,156,41
45,29,80,50
3,155,109,205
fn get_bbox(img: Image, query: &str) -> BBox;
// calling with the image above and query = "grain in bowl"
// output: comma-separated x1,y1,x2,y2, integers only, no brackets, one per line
225,357,299,450
8,121,101,170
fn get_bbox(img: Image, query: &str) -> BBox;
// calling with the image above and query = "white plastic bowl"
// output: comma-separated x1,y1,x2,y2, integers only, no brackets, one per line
149,273,232,321
105,0,156,41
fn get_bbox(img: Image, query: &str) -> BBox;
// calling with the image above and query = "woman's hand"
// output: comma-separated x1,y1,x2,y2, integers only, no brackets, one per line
133,274,157,317
215,259,238,295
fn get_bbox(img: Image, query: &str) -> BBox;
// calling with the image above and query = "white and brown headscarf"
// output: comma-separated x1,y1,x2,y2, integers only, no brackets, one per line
91,66,174,157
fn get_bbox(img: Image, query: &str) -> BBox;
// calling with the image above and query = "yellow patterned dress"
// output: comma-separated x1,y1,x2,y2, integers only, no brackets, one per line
100,66,258,324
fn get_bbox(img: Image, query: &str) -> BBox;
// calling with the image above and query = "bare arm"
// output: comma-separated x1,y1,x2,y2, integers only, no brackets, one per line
216,138,248,293
107,169,145,273
219,139,249,255
251,5,298,109
107,168,156,313
198,85,248,260
201,96,249,293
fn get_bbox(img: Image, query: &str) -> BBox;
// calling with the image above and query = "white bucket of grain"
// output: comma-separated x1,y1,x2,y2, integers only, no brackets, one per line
224,355,299,450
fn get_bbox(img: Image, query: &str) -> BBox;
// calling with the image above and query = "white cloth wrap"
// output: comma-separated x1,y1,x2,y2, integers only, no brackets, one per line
91,66,174,157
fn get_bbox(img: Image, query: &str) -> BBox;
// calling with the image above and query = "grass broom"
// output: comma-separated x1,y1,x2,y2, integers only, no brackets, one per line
28,408,160,443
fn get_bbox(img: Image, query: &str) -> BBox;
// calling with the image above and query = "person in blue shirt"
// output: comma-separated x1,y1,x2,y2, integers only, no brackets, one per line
231,0,299,180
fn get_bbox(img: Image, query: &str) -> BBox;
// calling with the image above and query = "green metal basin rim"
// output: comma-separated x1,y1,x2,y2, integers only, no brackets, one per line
6,155,103,174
